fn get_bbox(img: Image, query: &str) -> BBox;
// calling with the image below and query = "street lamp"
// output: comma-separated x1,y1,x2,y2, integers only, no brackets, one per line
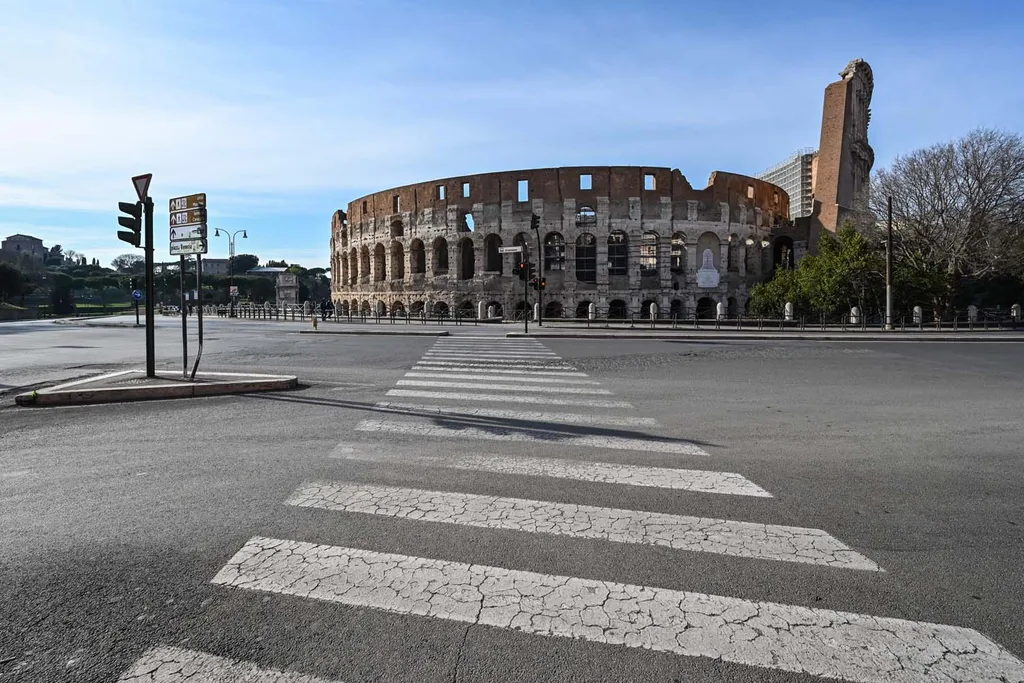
213,228,247,316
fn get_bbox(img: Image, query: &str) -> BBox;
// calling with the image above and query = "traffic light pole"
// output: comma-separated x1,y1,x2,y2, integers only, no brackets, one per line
144,197,155,377
523,244,530,335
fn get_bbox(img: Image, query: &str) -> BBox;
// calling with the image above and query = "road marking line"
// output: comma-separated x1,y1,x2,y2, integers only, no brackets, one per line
404,372,600,385
213,538,1024,683
412,366,589,377
425,348,557,354
287,482,871,568
116,645,341,682
386,389,633,408
352,446,770,495
415,360,577,370
423,353,560,359
373,402,656,426
354,418,707,455
395,380,611,395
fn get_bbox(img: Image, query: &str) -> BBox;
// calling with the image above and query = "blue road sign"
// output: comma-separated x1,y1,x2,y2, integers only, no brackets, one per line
132,289,143,301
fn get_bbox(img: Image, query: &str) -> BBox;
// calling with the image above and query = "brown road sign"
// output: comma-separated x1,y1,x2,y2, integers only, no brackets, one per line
169,193,206,212
169,208,207,227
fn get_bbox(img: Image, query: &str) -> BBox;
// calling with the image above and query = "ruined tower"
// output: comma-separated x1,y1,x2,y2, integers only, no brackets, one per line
810,58,874,234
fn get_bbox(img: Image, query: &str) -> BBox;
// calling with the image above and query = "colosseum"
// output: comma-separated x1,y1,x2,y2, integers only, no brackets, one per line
330,59,874,322
329,167,807,321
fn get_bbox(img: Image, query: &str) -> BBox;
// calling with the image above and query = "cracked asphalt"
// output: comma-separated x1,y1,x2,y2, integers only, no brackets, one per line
1,317,1023,682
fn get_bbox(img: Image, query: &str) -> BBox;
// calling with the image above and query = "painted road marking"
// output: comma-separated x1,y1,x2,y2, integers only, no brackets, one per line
415,360,577,370
395,380,611,395
351,446,770,495
354,418,707,455
424,353,560,360
214,538,1024,683
116,645,341,682
404,372,600,385
425,348,557,354
412,365,588,377
386,389,633,408
286,482,871,568
374,402,656,426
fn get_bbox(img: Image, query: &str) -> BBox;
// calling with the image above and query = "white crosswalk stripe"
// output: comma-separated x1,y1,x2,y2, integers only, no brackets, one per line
395,379,612,394
411,365,589,376
212,537,1024,683
354,418,708,455
385,389,634,407
404,372,600,385
373,402,656,426
117,645,341,682
414,360,578,370
286,482,874,568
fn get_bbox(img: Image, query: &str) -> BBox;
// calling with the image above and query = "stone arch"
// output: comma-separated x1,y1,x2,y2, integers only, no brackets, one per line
670,232,686,273
374,243,387,281
543,232,565,272
696,232,720,270
390,219,403,238
484,234,503,273
640,231,659,277
391,301,406,316
375,300,387,316
410,300,425,315
457,299,474,317
576,205,597,228
670,298,683,318
349,298,357,315
348,247,357,285
339,228,348,250
575,300,592,319
544,300,563,319
608,231,628,276
641,298,658,318
409,239,426,274
432,237,449,275
727,296,738,319
434,301,450,318
696,296,716,320
727,233,742,272
575,233,597,283
458,237,475,280
359,246,370,280
608,299,628,319
390,241,404,280
360,300,372,315
773,236,795,270
486,300,503,317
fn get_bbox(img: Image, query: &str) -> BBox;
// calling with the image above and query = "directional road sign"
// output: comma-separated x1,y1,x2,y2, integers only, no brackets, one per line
169,193,206,212
170,225,207,241
498,245,523,254
169,208,206,227
132,289,143,301
170,239,208,256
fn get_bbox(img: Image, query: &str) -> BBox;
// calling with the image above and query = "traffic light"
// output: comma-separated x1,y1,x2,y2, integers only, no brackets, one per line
530,213,540,232
539,277,546,290
530,277,538,290
516,261,528,281
117,201,142,247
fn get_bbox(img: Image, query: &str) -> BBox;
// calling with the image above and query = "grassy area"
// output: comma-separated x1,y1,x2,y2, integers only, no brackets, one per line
74,302,133,311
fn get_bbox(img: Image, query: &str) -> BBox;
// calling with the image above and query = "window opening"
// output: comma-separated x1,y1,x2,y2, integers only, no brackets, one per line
462,182,470,198
644,174,655,191
607,231,628,276
580,174,592,190
438,185,445,200
575,233,596,283
518,180,529,202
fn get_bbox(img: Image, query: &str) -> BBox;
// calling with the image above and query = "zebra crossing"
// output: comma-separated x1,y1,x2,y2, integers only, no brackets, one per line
118,335,1024,682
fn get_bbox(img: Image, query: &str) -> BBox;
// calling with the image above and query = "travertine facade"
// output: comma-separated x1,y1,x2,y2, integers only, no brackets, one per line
330,168,793,319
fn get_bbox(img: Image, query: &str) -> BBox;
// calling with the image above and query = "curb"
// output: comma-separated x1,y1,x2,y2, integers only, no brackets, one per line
299,329,451,336
14,370,298,407
506,332,1024,342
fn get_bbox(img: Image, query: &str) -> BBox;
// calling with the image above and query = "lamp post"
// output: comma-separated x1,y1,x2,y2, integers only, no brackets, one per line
531,218,543,326
213,228,247,317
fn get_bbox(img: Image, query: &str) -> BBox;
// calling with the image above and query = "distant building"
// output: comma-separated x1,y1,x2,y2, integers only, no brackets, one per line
155,258,230,276
246,266,289,278
757,149,816,221
1,234,46,262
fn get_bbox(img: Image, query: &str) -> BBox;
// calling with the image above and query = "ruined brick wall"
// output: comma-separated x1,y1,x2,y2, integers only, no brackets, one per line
331,166,792,319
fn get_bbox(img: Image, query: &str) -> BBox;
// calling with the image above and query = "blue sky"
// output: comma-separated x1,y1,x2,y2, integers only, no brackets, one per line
1,0,1022,270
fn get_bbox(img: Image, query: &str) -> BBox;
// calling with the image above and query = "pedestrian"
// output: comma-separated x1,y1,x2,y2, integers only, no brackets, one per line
319,299,328,321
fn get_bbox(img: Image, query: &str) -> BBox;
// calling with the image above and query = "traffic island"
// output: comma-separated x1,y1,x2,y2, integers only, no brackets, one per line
14,369,298,407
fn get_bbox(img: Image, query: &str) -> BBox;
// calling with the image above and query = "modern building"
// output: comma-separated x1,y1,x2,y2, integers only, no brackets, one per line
155,258,230,276
757,149,816,221
0,234,46,262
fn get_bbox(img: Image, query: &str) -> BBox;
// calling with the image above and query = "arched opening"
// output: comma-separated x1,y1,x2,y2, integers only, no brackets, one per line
727,297,738,319
670,299,683,318
773,236,795,271
696,297,716,320
432,237,449,275
350,298,357,315
544,301,563,319
390,241,404,280
484,234,503,272
727,234,742,272
410,300,425,315
457,300,474,317
608,231,628,276
373,243,387,281
575,300,592,319
744,298,751,315
608,299,627,319
544,232,565,272
349,248,358,285
391,301,406,316
434,301,450,318
575,233,597,283
458,238,475,280
375,300,387,316
390,220,403,238
696,232,720,269
576,206,597,228
670,232,686,273
513,301,528,320
641,298,658,318
640,231,659,277
409,239,426,274
360,300,372,315
340,228,348,250
486,301,503,317
459,212,475,232
359,246,370,281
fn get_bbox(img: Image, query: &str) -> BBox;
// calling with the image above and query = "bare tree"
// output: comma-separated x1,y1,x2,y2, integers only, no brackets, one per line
870,128,1024,314
111,253,144,273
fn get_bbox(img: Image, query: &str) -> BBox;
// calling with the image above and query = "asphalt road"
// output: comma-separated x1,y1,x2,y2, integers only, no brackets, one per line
1,318,1022,682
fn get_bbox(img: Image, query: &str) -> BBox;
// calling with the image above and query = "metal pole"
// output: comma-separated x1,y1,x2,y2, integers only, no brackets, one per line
534,228,543,326
228,236,235,317
190,255,204,380
144,198,155,377
885,195,894,331
179,255,188,378
523,242,529,334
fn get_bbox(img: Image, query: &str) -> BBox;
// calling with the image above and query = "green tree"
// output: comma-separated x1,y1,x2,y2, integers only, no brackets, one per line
266,259,288,268
112,254,144,273
228,254,260,274
0,262,25,302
